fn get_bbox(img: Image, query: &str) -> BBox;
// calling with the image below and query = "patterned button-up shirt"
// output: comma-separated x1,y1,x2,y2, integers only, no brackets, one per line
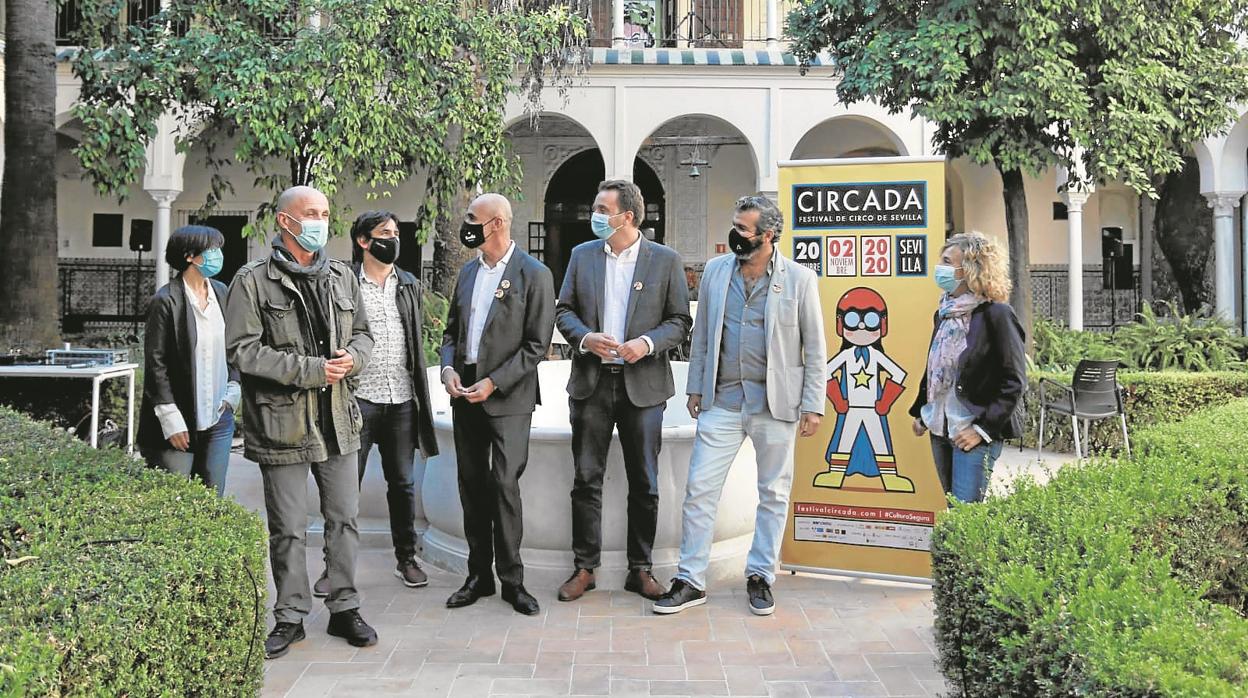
356,267,413,404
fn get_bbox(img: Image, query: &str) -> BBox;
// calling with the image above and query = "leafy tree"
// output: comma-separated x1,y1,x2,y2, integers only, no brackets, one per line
787,0,1248,344
70,0,588,297
0,0,60,350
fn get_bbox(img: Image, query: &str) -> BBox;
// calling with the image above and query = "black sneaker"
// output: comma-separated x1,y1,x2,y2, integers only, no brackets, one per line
327,609,379,647
264,621,305,659
652,578,707,615
746,575,774,616
395,558,429,588
312,569,330,598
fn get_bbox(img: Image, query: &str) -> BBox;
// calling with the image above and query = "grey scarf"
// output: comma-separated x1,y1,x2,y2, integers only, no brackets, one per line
270,236,329,278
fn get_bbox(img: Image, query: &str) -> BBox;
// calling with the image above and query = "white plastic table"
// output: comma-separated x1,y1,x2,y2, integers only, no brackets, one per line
0,362,138,451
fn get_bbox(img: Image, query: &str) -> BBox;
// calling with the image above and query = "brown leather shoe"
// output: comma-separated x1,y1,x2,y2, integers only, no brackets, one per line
557,568,596,602
624,568,666,600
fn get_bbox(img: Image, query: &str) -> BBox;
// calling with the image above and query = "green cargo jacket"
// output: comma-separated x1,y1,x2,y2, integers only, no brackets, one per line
225,253,374,465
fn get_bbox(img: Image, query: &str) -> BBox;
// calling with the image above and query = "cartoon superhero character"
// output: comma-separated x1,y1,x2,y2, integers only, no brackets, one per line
813,287,914,492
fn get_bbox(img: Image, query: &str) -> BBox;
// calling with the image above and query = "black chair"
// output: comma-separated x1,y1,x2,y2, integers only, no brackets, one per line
1036,359,1130,460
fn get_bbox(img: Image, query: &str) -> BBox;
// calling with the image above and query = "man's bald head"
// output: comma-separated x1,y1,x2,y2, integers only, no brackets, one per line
276,185,329,218
469,193,513,225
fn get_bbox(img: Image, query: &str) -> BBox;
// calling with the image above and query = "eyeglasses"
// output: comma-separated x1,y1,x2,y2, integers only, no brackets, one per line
841,310,883,330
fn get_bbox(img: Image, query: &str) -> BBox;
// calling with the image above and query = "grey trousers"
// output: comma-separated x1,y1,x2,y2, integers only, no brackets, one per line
261,451,360,624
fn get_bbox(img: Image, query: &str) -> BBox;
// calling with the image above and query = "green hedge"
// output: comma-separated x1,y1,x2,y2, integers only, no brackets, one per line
1022,370,1248,454
933,399,1248,697
0,407,266,696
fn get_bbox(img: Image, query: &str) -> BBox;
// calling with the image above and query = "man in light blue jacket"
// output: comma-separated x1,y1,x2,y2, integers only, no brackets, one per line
654,195,826,617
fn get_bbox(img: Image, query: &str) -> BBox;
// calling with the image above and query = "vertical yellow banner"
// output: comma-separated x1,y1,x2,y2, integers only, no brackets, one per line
779,157,947,582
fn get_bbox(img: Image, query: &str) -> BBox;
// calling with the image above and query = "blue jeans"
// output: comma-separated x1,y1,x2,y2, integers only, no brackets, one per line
675,406,798,590
929,434,1002,503
144,410,235,497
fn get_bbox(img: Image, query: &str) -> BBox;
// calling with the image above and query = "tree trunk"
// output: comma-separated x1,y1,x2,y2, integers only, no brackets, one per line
428,122,474,300
999,167,1034,354
430,182,474,300
0,0,60,351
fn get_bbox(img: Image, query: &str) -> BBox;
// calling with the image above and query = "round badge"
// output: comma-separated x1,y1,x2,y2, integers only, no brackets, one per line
494,289,505,299
633,281,643,291
500,280,511,289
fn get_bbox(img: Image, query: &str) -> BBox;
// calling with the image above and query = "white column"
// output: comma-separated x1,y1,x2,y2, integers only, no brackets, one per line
610,85,631,181
1205,193,1242,322
612,0,625,48
1062,191,1090,331
766,0,780,49
143,113,187,286
759,86,780,194
149,190,180,286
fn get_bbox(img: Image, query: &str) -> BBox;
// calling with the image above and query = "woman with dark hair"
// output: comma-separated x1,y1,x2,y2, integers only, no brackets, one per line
136,225,240,496
910,232,1026,503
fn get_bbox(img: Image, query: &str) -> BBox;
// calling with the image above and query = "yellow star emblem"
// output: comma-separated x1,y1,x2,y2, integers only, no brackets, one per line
852,368,872,388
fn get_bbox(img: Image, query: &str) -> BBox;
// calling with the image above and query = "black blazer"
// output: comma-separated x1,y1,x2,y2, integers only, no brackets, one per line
137,276,240,451
555,237,692,408
353,262,439,458
909,301,1026,441
439,246,555,417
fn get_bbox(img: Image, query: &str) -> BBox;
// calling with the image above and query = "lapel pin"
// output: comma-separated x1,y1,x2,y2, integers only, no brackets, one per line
500,280,511,290
494,289,505,299
633,281,643,291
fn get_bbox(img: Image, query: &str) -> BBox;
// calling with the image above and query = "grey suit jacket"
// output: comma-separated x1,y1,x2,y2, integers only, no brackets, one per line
440,246,555,417
686,250,827,423
556,237,692,407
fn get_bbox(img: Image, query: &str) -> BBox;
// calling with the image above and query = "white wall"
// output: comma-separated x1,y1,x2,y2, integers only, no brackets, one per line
954,159,1139,266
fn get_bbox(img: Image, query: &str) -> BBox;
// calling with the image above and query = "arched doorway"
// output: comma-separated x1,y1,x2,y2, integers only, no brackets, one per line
544,152,665,286
790,116,906,160
636,115,758,267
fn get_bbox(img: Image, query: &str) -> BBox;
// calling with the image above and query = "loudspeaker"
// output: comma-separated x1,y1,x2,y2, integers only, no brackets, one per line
1101,226,1123,258
129,219,153,252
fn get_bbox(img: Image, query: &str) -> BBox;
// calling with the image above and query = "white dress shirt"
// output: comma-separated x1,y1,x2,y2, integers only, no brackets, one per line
466,241,516,364
155,280,240,437
579,236,653,361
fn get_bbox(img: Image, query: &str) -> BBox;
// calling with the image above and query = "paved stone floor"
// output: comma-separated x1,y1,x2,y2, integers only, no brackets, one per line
261,553,945,698
246,447,1072,697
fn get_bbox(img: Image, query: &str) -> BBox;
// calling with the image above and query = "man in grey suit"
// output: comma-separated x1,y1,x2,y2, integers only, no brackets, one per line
440,193,555,616
555,180,692,602
654,195,826,617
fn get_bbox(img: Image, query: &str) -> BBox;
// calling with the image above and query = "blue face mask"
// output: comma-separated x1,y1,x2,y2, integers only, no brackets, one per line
284,214,329,252
196,247,224,278
934,264,961,293
590,212,620,240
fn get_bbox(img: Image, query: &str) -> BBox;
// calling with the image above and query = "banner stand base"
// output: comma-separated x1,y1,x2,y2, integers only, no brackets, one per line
780,564,931,587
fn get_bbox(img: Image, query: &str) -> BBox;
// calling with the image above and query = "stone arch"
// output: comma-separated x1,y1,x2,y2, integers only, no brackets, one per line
789,115,908,160
625,111,763,189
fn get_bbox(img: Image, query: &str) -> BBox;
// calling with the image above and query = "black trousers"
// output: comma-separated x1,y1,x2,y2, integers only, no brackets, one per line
356,398,419,564
451,365,533,586
569,369,664,570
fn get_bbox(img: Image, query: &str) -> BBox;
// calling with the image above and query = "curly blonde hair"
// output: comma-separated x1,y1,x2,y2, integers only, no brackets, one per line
943,232,1011,303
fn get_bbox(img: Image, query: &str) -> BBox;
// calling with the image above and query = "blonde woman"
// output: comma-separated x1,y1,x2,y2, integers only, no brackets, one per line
909,232,1026,503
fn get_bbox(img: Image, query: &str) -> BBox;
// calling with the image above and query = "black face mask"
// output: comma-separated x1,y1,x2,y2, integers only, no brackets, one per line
728,228,763,257
460,221,486,249
368,237,399,265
